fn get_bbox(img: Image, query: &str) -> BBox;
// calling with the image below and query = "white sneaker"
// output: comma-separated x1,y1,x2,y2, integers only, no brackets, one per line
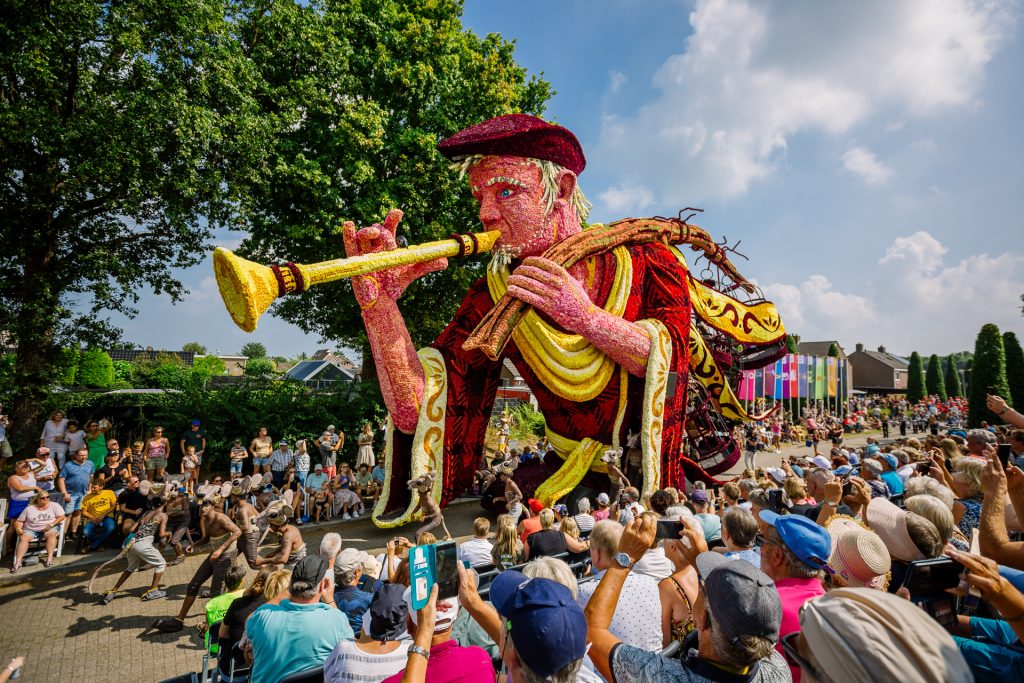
343,513,352,520
353,508,361,518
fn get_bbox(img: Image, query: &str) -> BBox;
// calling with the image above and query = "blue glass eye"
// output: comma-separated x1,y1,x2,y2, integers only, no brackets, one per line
499,188,512,198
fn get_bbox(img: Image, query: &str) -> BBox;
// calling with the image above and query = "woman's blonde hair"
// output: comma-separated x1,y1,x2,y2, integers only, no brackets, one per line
952,458,985,499
906,495,955,544
939,438,963,462
264,570,291,600
492,514,521,560
539,508,555,529
560,515,580,540
784,477,807,501
416,531,437,546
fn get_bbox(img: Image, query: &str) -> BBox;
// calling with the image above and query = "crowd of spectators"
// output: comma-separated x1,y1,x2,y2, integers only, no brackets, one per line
6,394,1024,682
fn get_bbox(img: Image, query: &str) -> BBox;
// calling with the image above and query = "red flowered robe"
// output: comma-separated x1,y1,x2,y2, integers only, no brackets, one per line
383,242,693,513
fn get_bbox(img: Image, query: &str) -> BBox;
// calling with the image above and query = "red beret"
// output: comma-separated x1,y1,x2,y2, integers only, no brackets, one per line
437,114,586,176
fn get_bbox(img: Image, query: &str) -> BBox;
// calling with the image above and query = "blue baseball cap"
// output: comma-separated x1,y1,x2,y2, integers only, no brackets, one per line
790,465,804,478
489,571,587,677
880,453,898,470
864,444,881,456
833,465,853,477
759,510,832,571
191,420,201,426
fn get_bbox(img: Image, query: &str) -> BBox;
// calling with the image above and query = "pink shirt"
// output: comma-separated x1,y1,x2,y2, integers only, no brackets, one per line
18,501,65,532
380,640,493,683
775,577,825,683
593,509,610,521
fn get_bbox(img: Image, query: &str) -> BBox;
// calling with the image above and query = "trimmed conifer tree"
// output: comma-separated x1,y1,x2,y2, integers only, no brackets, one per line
1004,331,1024,410
945,355,963,398
907,352,926,404
968,324,1011,426
926,354,947,400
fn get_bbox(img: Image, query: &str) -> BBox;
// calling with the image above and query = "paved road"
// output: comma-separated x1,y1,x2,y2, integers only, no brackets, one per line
0,431,883,682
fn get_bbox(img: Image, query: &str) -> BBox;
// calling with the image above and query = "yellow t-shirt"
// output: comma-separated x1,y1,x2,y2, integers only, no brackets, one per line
81,489,118,519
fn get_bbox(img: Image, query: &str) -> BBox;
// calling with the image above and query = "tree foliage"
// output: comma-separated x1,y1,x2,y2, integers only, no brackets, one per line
906,352,926,404
240,342,268,359
827,342,840,357
785,335,799,354
0,0,549,447
77,350,114,388
968,324,1011,426
1003,331,1024,410
244,357,277,376
926,354,947,400
0,0,276,443
945,355,963,398
234,0,553,351
183,342,207,355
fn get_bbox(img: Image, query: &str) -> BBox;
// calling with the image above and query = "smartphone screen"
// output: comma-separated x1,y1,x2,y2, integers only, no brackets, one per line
656,520,684,541
902,557,962,595
841,481,853,498
767,489,784,513
435,541,459,601
712,485,720,498
409,544,435,610
357,573,375,592
998,444,1012,469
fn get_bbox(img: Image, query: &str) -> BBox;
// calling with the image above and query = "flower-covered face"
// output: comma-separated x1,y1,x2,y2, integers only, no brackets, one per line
468,156,564,259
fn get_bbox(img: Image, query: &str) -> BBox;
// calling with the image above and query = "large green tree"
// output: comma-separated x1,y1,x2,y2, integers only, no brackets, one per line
945,355,963,398
907,352,926,404
232,0,552,361
1004,331,1024,410
0,0,270,443
1,0,548,445
926,354,947,400
968,324,1011,426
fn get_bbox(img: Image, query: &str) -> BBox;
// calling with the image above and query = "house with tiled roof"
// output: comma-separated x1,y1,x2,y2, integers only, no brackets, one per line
848,343,909,392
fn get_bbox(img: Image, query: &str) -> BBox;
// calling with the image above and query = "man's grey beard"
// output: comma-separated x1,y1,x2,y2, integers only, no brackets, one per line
489,245,522,274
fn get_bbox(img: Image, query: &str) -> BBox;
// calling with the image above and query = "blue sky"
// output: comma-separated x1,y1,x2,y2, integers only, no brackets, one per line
113,0,1024,360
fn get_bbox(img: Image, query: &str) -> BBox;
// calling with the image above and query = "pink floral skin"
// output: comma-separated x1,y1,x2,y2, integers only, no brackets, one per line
346,156,650,434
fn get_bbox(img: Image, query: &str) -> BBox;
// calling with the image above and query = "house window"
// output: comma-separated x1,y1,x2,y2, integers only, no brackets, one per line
894,371,901,381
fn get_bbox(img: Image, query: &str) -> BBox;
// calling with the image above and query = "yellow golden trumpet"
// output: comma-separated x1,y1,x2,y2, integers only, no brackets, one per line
213,230,502,332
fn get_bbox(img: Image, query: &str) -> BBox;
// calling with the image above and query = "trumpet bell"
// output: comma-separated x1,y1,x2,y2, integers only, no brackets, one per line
213,247,279,332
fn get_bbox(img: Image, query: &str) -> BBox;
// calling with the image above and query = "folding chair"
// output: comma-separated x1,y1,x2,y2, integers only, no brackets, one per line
278,665,324,683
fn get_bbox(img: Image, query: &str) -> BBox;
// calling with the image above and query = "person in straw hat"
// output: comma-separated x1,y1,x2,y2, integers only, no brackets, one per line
825,515,891,591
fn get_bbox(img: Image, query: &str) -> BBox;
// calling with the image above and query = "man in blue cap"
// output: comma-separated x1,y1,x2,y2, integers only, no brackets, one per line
757,510,831,682
586,516,788,682
454,562,588,682
876,452,905,496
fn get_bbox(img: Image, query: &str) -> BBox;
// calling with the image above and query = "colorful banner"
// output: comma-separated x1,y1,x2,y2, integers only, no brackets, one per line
827,357,838,397
764,363,776,399
773,359,784,399
780,356,790,400
798,355,808,399
814,357,826,400
840,359,849,399
754,368,764,399
789,353,799,399
737,369,756,401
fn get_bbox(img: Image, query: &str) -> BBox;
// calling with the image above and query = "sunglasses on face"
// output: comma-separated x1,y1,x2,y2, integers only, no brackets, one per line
213,479,222,483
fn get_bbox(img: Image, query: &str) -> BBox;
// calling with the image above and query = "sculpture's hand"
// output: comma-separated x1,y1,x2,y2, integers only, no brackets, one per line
506,257,593,334
342,209,448,309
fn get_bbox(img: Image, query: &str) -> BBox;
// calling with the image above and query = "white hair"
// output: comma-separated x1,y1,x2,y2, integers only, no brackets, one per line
522,557,578,599
453,154,592,221
319,532,342,562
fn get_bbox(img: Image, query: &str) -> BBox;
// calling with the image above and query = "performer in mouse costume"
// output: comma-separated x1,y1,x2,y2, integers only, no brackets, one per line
337,114,785,528
408,473,451,541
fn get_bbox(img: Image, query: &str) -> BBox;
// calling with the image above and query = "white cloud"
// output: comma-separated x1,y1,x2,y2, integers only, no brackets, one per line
765,231,1024,353
591,0,1014,207
842,146,895,184
608,70,627,94
598,183,654,214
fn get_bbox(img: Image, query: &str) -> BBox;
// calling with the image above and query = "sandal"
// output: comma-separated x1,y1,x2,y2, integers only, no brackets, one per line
10,565,21,573
43,559,54,568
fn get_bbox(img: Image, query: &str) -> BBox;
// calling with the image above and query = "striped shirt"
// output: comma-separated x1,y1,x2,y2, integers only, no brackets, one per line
324,639,409,682
269,448,293,471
